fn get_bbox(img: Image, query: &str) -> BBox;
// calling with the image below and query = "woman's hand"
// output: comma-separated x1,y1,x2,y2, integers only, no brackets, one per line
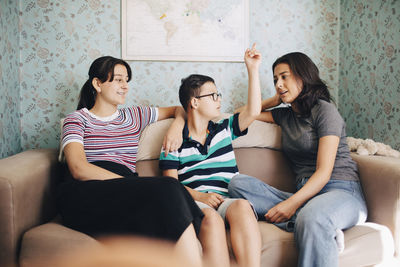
264,198,299,223
197,192,225,209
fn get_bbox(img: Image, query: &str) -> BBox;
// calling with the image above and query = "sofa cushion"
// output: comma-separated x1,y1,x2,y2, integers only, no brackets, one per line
234,147,296,193
257,221,394,267
20,220,394,267
19,222,101,267
339,222,395,266
137,114,282,161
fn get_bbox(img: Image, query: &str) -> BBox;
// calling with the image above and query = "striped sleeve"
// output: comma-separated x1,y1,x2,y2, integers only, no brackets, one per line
134,106,158,130
61,112,84,152
228,113,248,140
159,149,180,170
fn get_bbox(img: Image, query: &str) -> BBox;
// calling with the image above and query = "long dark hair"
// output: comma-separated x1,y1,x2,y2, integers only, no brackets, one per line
77,56,132,110
272,52,332,116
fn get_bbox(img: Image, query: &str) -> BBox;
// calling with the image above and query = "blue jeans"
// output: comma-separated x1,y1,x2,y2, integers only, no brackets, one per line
228,174,368,267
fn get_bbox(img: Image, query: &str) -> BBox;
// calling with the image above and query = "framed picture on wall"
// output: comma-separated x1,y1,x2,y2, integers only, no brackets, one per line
121,0,249,62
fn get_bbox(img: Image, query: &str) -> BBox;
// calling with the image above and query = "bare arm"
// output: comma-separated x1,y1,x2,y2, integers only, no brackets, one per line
162,169,224,208
158,106,186,155
236,92,281,124
238,43,262,132
265,135,340,222
64,142,123,181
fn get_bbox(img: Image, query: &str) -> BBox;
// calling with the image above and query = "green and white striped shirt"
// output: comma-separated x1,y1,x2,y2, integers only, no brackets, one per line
159,113,247,196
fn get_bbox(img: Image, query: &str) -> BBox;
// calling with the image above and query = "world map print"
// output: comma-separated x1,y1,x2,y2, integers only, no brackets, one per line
122,0,248,61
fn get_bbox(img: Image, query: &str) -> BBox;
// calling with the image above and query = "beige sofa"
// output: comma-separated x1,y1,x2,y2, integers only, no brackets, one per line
1,117,399,267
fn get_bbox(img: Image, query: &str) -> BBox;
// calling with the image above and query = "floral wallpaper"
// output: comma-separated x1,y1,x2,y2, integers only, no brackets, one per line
339,0,400,150
18,0,121,151
4,0,340,154
0,0,20,158
2,0,397,156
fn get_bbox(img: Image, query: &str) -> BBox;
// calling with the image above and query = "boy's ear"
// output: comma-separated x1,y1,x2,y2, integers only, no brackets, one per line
92,78,102,93
190,97,198,109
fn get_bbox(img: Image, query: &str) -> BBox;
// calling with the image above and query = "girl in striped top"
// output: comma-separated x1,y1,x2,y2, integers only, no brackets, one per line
57,56,203,267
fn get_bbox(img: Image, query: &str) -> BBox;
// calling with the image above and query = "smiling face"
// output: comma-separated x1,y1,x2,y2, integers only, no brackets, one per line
273,63,303,104
94,64,129,107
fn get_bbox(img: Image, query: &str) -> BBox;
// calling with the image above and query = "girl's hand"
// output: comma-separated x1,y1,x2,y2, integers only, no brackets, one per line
272,92,282,107
198,192,224,209
264,199,298,223
244,43,262,71
162,123,183,156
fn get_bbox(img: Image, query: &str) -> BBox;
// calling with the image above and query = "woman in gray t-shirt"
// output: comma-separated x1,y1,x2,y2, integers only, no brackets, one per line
229,52,367,267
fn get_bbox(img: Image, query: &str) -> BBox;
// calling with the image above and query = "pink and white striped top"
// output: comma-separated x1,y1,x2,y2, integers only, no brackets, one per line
61,107,158,173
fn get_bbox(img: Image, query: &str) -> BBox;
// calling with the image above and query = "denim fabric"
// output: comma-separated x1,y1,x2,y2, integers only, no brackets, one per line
228,174,368,267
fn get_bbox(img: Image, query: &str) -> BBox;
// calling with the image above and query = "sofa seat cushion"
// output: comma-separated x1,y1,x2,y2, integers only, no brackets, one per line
258,222,297,267
339,222,395,266
19,220,394,267
19,222,101,267
257,221,394,267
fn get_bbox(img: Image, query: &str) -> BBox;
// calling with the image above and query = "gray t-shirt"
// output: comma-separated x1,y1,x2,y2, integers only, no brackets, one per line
271,100,359,183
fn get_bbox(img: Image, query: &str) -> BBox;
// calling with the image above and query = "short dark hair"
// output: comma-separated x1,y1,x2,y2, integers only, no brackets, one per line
179,74,215,111
77,56,132,110
272,52,332,116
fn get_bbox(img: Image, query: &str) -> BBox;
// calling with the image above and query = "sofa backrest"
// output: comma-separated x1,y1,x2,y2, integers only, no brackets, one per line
137,147,296,193
136,115,296,193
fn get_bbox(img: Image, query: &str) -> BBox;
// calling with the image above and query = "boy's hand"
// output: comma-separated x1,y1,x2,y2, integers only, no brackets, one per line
198,192,224,209
244,43,261,71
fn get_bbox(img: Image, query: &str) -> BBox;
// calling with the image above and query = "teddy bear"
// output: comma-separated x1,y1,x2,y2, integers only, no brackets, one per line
346,137,400,158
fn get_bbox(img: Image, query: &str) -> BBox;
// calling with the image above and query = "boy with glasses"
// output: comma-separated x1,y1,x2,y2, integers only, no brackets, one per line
159,44,262,267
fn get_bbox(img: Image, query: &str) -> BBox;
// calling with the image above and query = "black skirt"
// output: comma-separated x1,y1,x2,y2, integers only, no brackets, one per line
56,161,203,242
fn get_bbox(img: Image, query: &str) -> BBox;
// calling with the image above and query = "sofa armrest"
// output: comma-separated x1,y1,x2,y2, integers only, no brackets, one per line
352,154,400,258
0,148,60,266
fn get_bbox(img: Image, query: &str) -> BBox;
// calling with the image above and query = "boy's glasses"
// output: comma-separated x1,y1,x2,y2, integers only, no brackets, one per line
195,92,222,101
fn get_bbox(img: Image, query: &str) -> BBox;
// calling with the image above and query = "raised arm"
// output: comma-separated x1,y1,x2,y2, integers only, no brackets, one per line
237,43,262,131
235,93,281,124
158,106,186,155
64,142,123,181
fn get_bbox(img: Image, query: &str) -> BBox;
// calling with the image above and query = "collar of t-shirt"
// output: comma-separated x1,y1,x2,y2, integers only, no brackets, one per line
182,120,219,155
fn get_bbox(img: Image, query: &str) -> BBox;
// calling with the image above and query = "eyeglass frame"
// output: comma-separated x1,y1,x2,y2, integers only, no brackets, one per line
194,92,222,101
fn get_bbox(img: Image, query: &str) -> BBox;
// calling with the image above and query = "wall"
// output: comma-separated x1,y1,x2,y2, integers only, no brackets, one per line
0,0,20,158
1,0,397,158
339,0,400,150
14,0,339,151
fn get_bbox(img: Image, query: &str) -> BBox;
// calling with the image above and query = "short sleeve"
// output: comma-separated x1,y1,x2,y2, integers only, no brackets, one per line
313,101,344,138
61,112,85,152
159,149,180,170
135,106,158,129
271,107,286,126
228,113,248,140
